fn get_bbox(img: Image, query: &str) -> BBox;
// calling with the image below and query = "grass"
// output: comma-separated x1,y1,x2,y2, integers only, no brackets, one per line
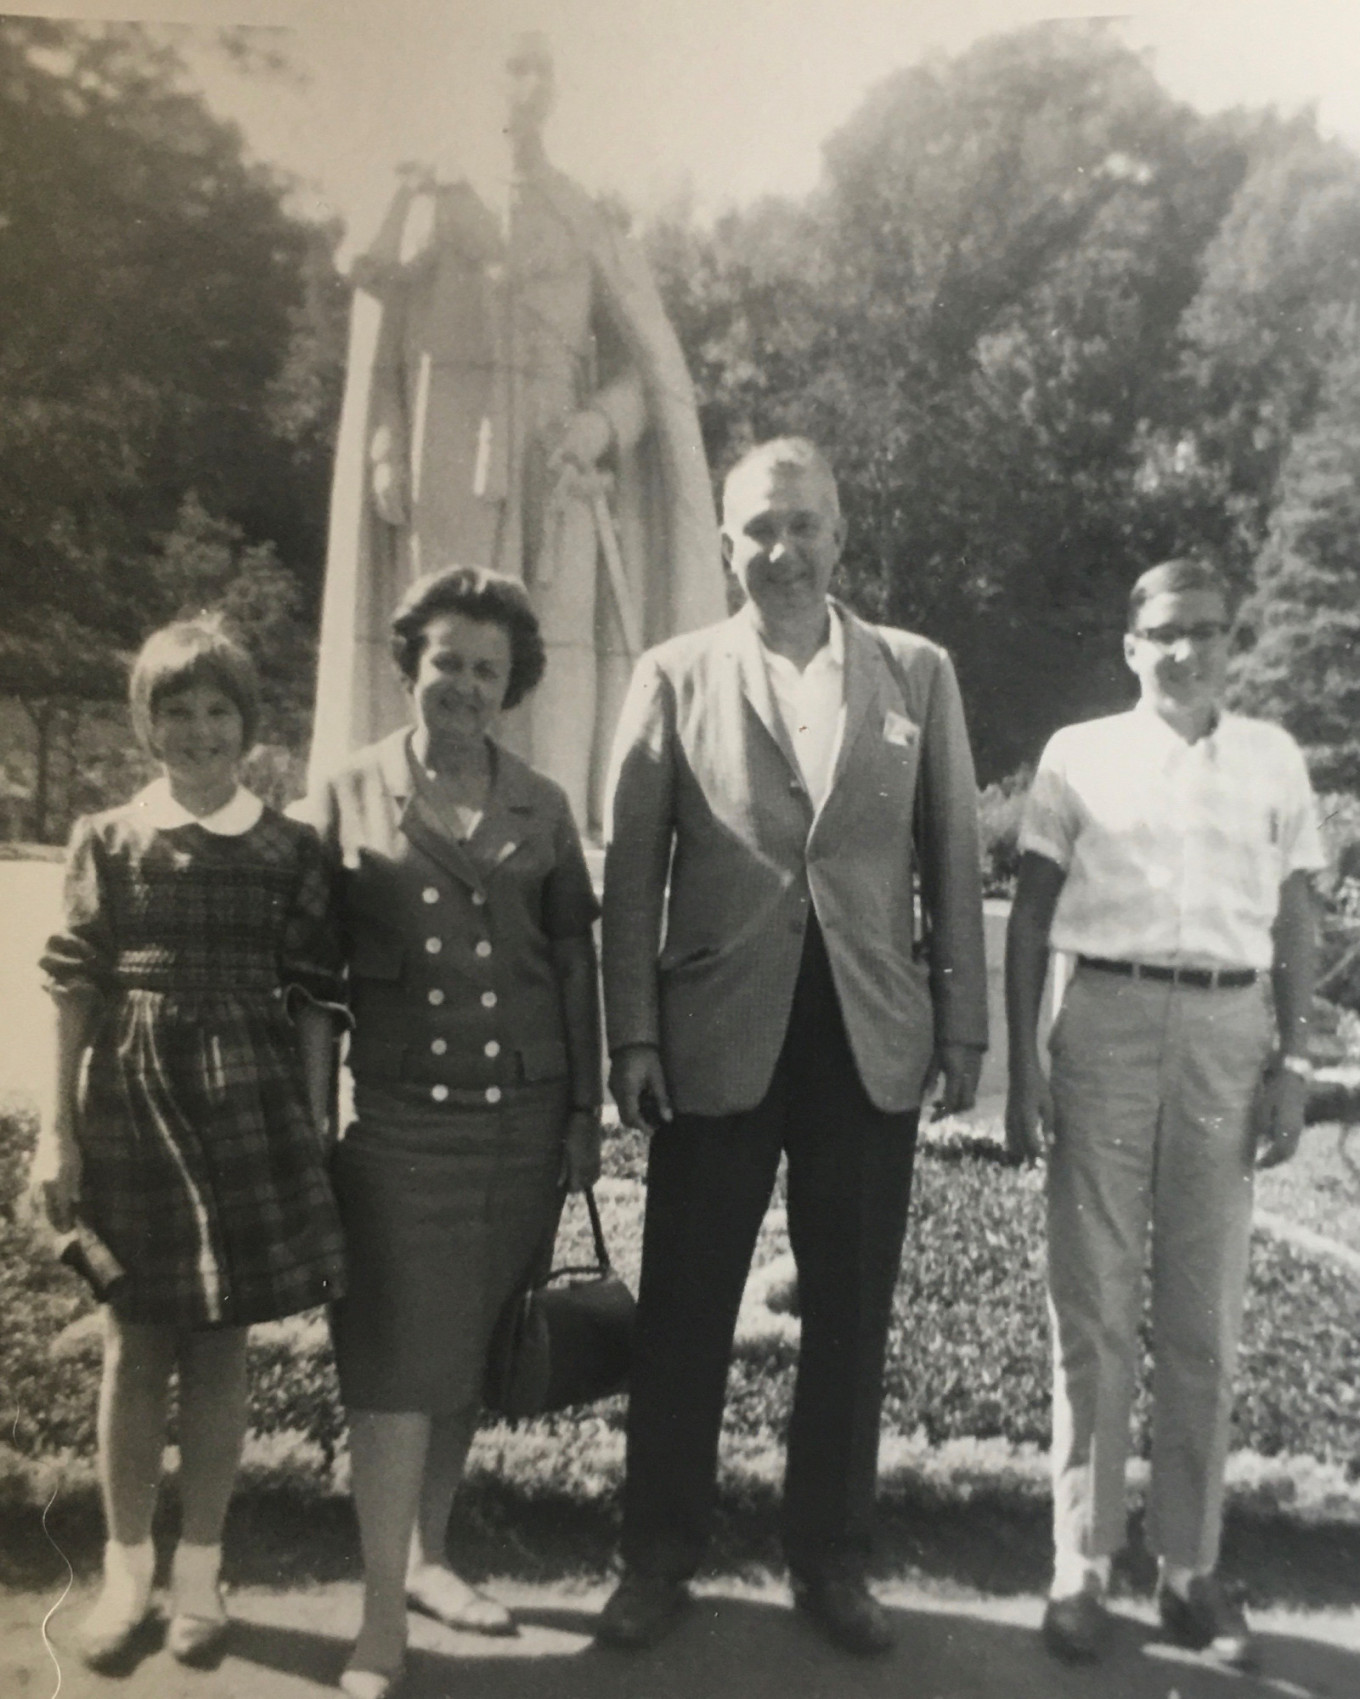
1256,1117,1360,1253
6,1111,1360,1491
4,1109,1360,1602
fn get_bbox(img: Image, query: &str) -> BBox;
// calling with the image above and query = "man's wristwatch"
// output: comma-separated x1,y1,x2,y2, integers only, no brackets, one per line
1278,1053,1313,1081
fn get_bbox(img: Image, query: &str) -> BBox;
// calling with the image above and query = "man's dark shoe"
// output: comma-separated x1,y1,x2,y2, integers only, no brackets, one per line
1157,1574,1258,1670
594,1574,693,1649
1041,1579,1111,1663
791,1575,895,1656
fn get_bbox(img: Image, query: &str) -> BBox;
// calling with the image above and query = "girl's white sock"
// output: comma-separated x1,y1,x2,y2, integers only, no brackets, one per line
85,1538,155,1629
170,1541,225,1620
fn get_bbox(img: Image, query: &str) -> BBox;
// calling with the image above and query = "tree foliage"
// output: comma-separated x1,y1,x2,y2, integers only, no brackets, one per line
650,22,1360,781
1180,119,1360,574
1230,320,1360,789
0,18,343,834
0,21,336,672
8,17,1360,806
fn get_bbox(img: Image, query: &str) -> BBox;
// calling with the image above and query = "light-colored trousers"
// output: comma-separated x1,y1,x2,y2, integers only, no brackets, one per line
1047,966,1273,1572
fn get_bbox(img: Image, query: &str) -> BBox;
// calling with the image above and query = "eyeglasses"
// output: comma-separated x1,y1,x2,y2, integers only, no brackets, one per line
1132,622,1229,650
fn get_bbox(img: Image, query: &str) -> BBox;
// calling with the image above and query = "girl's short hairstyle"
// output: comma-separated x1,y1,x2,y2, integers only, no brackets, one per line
129,620,262,753
390,566,546,710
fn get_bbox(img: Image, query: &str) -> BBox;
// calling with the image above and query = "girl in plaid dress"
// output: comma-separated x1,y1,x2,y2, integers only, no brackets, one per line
29,621,348,1672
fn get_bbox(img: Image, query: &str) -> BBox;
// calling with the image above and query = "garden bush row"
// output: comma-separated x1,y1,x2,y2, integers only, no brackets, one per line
4,1110,1358,1487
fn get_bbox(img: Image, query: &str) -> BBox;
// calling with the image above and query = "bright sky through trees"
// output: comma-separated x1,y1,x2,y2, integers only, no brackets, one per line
20,1,1360,254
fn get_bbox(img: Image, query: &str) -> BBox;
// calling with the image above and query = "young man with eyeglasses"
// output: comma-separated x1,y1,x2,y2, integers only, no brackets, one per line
1006,557,1322,1669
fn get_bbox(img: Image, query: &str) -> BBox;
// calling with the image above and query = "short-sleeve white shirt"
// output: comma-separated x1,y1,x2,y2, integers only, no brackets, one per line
1019,705,1325,970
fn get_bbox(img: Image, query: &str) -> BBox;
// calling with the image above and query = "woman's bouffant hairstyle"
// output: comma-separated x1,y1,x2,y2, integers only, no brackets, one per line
129,619,262,754
390,567,546,710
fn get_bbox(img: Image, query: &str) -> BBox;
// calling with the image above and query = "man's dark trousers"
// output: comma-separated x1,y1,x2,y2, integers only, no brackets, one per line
620,917,920,1583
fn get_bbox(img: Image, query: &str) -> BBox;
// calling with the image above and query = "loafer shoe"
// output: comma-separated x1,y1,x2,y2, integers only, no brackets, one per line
1041,1580,1111,1663
166,1610,229,1665
76,1602,155,1672
166,1608,229,1665
791,1575,895,1656
1158,1574,1258,1669
594,1574,693,1649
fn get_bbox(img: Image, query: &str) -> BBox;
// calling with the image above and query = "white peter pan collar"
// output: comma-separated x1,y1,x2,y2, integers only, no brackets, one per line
133,778,264,836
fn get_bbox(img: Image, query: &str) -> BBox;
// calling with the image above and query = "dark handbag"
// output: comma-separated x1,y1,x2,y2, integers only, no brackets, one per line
484,1187,635,1418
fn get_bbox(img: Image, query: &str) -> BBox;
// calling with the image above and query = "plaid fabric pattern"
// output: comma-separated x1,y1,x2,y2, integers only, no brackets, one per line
43,805,347,1326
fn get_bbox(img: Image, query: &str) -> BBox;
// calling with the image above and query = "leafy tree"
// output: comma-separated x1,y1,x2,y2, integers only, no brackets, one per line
0,18,342,834
1180,118,1360,577
149,495,315,808
651,22,1260,776
1230,320,1360,789
153,495,315,745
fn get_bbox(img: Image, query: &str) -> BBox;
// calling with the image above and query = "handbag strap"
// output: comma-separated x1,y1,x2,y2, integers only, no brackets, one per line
583,1185,612,1274
545,1185,613,1279
539,1186,615,1285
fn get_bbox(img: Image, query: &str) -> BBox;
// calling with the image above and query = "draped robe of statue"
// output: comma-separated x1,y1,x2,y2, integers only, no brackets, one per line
309,161,725,835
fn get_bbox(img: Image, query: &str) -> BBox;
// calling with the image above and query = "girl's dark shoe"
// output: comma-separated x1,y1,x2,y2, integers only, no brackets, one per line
1041,1577,1111,1663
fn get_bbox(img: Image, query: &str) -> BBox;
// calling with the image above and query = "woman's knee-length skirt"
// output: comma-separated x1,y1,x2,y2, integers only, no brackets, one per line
330,1079,567,1412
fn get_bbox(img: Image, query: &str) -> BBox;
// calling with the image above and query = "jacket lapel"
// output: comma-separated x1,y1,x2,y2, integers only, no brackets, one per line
379,731,486,895
470,745,541,872
812,606,898,841
827,607,881,791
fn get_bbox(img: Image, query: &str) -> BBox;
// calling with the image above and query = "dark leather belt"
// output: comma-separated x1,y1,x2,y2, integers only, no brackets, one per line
1078,955,1257,990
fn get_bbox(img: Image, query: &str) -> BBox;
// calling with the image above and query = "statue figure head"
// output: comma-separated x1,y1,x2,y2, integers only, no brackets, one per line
506,31,555,144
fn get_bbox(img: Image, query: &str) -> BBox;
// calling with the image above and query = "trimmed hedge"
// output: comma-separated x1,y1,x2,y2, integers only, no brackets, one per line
977,769,1030,897
4,1112,1359,1480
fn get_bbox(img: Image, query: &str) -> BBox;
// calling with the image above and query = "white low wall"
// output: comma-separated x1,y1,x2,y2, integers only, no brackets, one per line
0,860,62,1110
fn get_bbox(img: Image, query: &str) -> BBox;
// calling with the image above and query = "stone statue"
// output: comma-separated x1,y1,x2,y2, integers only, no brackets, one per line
309,31,725,834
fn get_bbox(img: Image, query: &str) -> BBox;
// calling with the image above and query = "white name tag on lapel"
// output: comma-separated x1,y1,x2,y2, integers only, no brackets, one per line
883,710,919,748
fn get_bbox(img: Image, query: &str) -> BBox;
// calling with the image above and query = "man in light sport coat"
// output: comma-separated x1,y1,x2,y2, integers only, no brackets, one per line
596,437,988,1655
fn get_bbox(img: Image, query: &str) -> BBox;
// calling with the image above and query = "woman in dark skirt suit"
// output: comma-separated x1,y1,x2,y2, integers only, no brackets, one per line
298,567,603,1698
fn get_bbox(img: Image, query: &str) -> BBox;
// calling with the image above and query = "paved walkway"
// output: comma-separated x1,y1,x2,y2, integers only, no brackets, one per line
4,1576,1358,1699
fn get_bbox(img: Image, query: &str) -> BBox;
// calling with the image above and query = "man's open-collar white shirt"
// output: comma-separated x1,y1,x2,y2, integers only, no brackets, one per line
1020,700,1325,971
758,601,846,813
